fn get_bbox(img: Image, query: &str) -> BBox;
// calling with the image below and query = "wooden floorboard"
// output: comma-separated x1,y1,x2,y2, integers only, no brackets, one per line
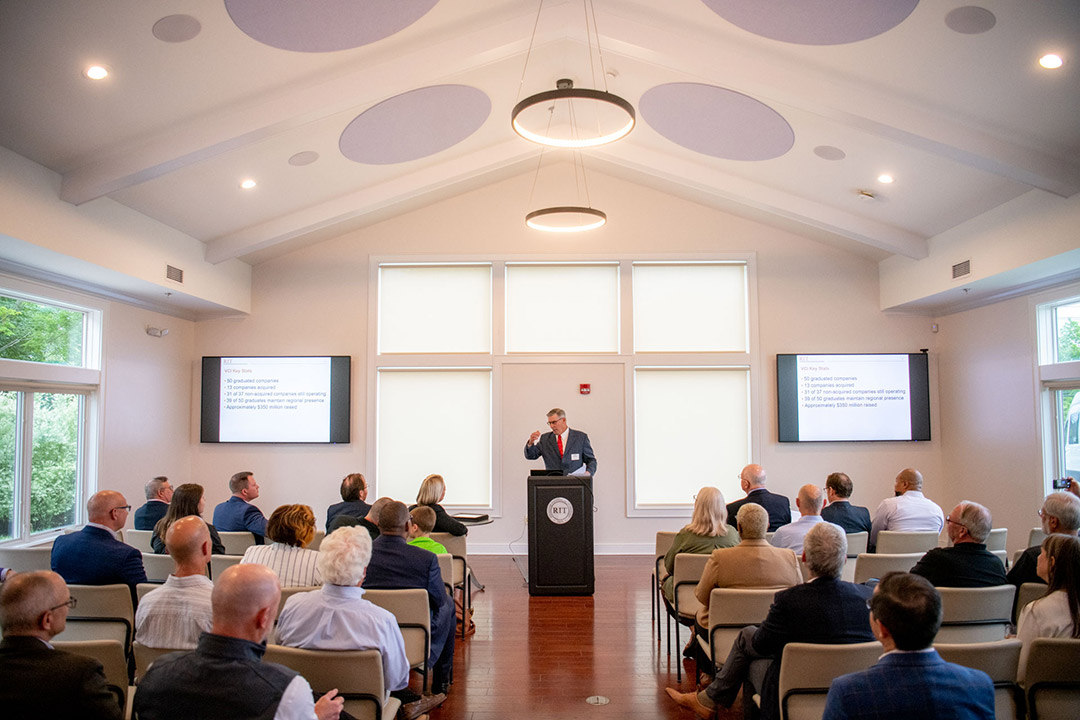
425,555,745,720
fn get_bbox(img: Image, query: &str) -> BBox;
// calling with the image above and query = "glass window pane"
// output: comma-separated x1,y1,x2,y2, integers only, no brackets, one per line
634,263,747,352
0,390,16,541
377,370,491,506
505,264,619,353
1060,388,1080,479
379,265,491,353
1056,301,1080,363
634,368,749,507
30,393,80,534
0,294,85,366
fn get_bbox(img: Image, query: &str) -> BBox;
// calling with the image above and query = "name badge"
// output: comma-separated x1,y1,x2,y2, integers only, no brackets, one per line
571,453,580,461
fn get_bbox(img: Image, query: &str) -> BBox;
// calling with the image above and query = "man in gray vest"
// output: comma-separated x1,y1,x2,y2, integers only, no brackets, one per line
134,564,343,720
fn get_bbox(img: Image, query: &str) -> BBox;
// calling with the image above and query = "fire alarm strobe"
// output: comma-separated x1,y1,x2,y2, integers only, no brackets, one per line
580,384,591,395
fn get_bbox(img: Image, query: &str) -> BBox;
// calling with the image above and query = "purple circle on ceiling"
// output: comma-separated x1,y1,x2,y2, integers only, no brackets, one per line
945,6,996,35
152,15,201,43
640,83,794,161
701,0,919,45
340,85,491,165
225,0,438,52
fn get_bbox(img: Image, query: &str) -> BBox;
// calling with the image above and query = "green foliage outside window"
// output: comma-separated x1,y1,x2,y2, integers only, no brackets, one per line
0,294,84,365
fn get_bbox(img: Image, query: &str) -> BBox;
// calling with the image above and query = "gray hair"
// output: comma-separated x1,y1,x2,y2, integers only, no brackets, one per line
956,501,992,543
317,526,373,586
804,522,847,579
145,476,169,500
1043,492,1080,533
547,408,566,419
736,503,768,540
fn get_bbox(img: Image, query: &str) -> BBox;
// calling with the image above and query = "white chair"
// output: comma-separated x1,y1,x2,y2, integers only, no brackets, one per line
705,587,780,672
0,545,53,572
132,640,184,683
65,583,135,652
935,640,1022,720
1024,638,1080,720
209,553,243,580
1014,582,1050,624
307,530,325,551
936,585,1016,643
778,641,881,720
991,549,1008,569
653,530,677,640
264,645,401,720
436,553,454,597
124,529,155,553
217,531,258,555
53,638,129,713
875,530,940,554
135,582,160,603
277,585,319,617
985,528,1007,552
363,587,431,692
430,532,471,637
667,552,710,682
1028,528,1047,550
852,553,923,584
845,531,869,556
141,552,175,583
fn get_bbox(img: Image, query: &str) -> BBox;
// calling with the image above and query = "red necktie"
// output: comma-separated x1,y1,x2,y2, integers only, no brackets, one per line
557,433,564,458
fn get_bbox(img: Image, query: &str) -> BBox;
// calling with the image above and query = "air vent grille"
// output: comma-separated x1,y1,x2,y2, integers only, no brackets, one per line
952,260,970,279
165,265,184,283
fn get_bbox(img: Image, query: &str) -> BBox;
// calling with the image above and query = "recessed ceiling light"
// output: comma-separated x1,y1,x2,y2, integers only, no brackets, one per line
1039,54,1064,69
239,179,257,190
877,174,895,184
85,65,109,80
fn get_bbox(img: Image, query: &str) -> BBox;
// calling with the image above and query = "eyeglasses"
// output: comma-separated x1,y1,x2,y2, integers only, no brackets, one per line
47,597,77,612
547,420,561,426
113,505,132,512
945,516,968,532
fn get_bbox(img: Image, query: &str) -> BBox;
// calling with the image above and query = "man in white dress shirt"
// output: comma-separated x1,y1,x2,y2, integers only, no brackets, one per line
134,516,214,649
770,484,826,555
869,468,945,550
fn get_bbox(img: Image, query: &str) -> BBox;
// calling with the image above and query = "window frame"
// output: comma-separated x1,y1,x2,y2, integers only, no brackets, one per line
1034,283,1080,493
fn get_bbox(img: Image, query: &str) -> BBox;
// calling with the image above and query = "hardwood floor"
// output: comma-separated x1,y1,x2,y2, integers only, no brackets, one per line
427,555,746,720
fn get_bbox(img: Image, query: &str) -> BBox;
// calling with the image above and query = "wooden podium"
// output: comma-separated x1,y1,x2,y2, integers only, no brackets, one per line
527,474,594,596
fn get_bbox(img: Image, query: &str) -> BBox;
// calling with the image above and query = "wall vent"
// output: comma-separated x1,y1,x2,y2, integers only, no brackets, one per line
951,260,971,279
165,265,184,283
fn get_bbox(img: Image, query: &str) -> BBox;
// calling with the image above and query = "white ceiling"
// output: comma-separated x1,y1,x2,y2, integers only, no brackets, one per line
1,0,1077,266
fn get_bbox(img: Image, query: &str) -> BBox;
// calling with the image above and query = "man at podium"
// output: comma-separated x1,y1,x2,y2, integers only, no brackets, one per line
524,408,597,477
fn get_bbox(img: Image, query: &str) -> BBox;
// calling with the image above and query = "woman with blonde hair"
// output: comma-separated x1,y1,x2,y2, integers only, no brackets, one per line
661,486,738,603
412,473,467,536
1017,533,1080,682
240,504,322,587
151,483,225,555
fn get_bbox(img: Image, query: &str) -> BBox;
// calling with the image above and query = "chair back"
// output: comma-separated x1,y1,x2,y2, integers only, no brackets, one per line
141,552,176,583
278,585,320,617
936,640,1022,720
1015,582,1050,624
778,641,881,720
708,587,780,667
985,528,1007,552
136,582,161,602
654,530,678,584
990,550,1007,568
672,553,711,623
265,645,401,720
0,545,53,572
437,553,454,596
430,532,469,587
852,553,923,584
875,530,940,554
132,640,183,682
1028,528,1048,550
209,553,243,580
218,531,258,555
845,532,868,556
936,585,1016,643
53,639,129,710
66,583,135,650
124,529,155,553
363,587,431,690
1024,638,1080,720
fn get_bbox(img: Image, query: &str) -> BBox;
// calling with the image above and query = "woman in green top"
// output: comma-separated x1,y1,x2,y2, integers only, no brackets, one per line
661,486,739,603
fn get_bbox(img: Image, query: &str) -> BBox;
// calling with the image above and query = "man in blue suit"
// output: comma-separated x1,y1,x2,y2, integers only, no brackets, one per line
524,408,597,476
363,501,455,696
133,476,172,530
211,471,267,543
820,472,872,534
325,472,371,530
823,572,994,720
51,490,147,588
726,464,791,532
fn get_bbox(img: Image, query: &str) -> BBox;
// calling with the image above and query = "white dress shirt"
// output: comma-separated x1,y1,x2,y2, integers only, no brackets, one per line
240,543,322,588
134,573,214,649
770,515,825,555
1017,590,1076,683
274,676,320,720
869,490,945,545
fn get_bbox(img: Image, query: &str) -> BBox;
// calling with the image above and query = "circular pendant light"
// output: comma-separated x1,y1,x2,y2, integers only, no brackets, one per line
525,206,607,233
512,79,635,148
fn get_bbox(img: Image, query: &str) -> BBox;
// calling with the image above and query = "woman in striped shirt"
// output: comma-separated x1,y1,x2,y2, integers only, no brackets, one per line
240,504,322,587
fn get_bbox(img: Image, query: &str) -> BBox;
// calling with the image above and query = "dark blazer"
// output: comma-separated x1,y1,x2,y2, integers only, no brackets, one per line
910,543,1007,588
212,496,267,541
51,525,147,587
524,428,597,476
823,649,995,720
133,500,169,530
751,577,875,720
411,502,468,536
326,499,371,530
150,521,227,555
1006,545,1044,587
727,488,792,532
0,635,123,719
821,501,872,535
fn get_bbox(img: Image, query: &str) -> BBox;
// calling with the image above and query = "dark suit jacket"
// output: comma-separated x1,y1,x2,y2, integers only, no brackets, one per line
150,521,226,555
410,502,468,536
0,635,123,719
212,496,267,541
51,525,147,587
326,499,371,530
751,577,875,720
821,501,872,535
1007,545,1045,587
910,543,1007,588
727,488,792,532
524,428,597,476
823,649,995,720
133,500,169,530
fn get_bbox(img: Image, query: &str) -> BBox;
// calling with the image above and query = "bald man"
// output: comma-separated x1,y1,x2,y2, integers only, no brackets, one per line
51,490,147,588
726,464,792,532
869,468,945,549
770,484,826,555
910,501,1006,588
0,571,122,718
135,564,343,720
135,516,214,649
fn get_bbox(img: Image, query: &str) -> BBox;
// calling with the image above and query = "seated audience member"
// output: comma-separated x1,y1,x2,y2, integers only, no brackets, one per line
820,472,872,534
212,470,267,543
412,474,468,536
51,490,147,589
151,483,226,555
135,516,214,649
241,504,322,588
134,564,343,720
134,476,173,530
1008,489,1080,587
669,522,874,720
661,486,739,604
823,572,995,720
726,464,791,532
1016,533,1080,683
0,570,123,719
337,496,392,539
408,506,448,555
364,501,455,696
869,468,945,549
911,501,1006,587
770,484,826,554
325,472,371,530
277,526,443,719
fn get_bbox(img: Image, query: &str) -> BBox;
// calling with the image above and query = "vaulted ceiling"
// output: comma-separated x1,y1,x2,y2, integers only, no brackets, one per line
2,0,1077,267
